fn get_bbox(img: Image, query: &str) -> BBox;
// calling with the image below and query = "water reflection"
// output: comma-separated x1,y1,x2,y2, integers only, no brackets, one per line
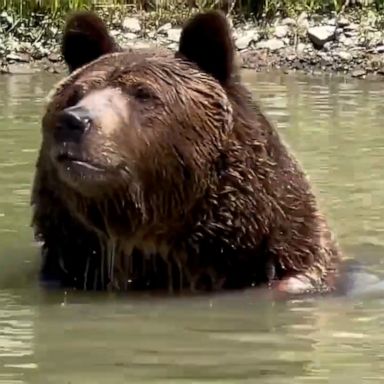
0,71,383,383
0,291,36,384
244,72,384,265
3,290,381,383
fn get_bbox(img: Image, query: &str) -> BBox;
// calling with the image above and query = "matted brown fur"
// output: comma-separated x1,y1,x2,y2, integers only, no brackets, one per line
31,10,342,293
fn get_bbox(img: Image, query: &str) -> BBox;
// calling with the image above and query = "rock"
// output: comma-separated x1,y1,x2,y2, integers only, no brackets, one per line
48,53,61,62
337,16,350,28
158,23,172,33
286,54,296,62
125,33,137,40
122,17,141,33
307,26,336,48
167,28,181,43
130,41,153,50
375,45,384,53
0,10,13,26
323,42,332,52
344,23,359,32
339,35,356,47
31,51,43,60
256,38,285,51
282,17,296,26
344,30,359,38
336,27,344,36
6,53,31,63
297,12,309,30
296,43,306,54
337,51,353,61
366,31,382,48
0,61,9,74
235,30,259,50
274,25,289,39
167,42,178,51
352,69,367,78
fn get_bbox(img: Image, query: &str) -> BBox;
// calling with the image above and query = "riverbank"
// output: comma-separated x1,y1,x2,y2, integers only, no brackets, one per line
0,6,383,79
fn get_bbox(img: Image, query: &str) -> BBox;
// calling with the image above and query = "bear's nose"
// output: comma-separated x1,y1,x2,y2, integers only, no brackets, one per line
55,106,92,142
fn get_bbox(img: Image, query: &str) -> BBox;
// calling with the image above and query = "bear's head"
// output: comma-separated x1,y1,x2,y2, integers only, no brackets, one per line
43,10,242,226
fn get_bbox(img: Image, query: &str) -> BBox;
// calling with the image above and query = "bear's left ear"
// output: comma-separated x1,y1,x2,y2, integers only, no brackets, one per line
62,11,120,72
177,10,234,85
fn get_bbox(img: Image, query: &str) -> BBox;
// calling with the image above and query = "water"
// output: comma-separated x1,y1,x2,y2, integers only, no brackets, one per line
0,71,384,383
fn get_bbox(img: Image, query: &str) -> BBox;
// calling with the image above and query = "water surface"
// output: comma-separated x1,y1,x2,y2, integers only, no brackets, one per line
0,71,383,383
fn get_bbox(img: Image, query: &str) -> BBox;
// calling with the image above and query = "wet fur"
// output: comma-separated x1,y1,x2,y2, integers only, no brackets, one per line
31,10,342,293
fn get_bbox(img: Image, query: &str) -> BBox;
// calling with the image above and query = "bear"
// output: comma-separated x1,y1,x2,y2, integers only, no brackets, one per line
30,10,342,295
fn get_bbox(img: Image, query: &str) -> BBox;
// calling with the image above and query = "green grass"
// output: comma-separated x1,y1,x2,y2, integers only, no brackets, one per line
0,0,383,19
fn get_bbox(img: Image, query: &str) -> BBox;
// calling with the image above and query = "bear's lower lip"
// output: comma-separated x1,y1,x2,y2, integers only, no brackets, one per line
56,153,104,172
71,159,103,171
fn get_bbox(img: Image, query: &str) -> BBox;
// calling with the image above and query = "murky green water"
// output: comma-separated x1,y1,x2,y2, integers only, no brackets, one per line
0,71,384,383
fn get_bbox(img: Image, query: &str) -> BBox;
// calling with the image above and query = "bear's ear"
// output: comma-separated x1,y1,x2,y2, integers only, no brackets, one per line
177,10,234,85
62,11,120,72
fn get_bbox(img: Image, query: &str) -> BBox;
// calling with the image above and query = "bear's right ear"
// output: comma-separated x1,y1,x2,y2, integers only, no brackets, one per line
62,11,120,72
177,10,235,85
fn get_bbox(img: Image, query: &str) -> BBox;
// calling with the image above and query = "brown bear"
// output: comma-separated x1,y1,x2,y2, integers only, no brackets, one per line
31,10,342,294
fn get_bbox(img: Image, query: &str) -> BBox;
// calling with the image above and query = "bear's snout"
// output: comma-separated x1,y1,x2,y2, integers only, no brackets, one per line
54,106,92,143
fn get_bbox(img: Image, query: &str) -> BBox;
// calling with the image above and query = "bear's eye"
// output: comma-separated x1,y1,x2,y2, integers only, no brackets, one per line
130,84,157,103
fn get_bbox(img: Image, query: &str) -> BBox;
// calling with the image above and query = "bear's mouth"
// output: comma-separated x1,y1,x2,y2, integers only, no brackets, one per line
56,152,104,172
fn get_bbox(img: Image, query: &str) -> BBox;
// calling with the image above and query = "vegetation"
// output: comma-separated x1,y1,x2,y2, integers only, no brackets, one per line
0,0,383,20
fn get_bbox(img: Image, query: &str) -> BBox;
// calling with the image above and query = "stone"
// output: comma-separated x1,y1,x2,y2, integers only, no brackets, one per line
256,38,285,51
344,30,358,38
339,35,356,47
286,54,296,62
344,23,359,32
158,23,172,33
167,28,181,43
337,16,350,28
125,33,137,40
235,30,259,50
274,25,289,39
323,42,333,51
0,65,9,74
297,12,309,30
122,17,141,33
307,26,336,48
6,52,30,62
366,31,382,48
352,69,367,78
337,51,353,61
48,53,61,62
296,43,306,54
31,50,44,60
282,17,296,26
167,42,178,51
375,45,384,53
130,41,153,50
